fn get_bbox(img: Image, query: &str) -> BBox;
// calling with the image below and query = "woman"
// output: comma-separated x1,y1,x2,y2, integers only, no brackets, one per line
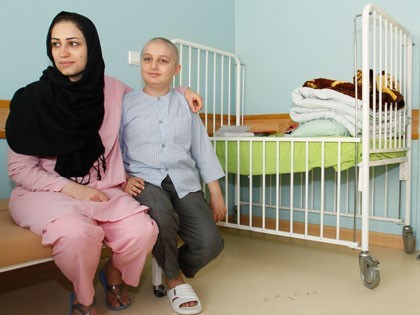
5,11,202,315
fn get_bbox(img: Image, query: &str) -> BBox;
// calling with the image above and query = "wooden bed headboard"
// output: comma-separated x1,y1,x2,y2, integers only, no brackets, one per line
0,99,417,139
0,100,10,139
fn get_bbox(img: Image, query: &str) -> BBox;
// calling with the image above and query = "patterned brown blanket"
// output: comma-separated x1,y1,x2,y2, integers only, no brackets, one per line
302,70,404,111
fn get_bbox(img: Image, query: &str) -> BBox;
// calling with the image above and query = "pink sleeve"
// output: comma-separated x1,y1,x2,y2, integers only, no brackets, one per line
8,148,70,192
174,86,188,94
123,82,133,94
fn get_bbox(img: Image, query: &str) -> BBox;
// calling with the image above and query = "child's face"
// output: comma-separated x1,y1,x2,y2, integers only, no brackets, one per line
141,41,180,90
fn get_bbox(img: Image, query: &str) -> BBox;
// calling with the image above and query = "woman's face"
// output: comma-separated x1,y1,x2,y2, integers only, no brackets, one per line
50,21,88,82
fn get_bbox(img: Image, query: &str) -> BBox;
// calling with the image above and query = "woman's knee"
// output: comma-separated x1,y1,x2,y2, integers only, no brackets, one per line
43,214,104,248
118,212,159,249
139,213,159,246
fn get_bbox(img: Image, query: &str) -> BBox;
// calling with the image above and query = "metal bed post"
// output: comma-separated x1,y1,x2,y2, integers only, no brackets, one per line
401,33,414,254
358,4,380,289
358,3,414,288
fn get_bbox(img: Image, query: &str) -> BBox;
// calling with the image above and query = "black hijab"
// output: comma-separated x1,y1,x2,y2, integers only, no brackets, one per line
6,11,106,180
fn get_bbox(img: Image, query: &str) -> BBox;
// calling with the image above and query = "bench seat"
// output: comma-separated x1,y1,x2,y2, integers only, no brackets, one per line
0,199,53,272
0,199,113,273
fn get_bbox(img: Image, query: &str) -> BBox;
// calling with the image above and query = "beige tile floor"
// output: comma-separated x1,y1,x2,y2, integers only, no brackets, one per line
1,228,420,315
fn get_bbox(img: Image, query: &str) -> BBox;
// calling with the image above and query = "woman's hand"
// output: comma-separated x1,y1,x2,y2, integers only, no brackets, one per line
123,177,145,196
184,88,203,113
61,181,109,202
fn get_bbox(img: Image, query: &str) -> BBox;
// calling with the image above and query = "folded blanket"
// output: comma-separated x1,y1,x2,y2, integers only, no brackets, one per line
291,87,361,136
291,87,404,137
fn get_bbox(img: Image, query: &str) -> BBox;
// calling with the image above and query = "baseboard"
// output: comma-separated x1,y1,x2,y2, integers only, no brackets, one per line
234,215,404,250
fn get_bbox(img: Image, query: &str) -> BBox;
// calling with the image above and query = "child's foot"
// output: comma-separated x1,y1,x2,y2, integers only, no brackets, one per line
167,273,197,308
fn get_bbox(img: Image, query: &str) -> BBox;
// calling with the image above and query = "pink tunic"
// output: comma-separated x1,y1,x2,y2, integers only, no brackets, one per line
8,76,149,235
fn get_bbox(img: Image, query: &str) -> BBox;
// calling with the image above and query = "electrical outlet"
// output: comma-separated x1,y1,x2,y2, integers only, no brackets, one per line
128,51,140,65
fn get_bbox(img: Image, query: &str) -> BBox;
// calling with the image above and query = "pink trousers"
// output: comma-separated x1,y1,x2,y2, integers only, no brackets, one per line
42,211,158,305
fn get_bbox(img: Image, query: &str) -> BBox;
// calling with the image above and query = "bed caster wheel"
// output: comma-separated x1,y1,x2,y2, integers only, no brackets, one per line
153,284,166,297
403,225,416,254
359,251,380,289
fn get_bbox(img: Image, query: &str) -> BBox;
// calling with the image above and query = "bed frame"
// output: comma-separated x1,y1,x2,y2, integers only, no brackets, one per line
172,3,414,289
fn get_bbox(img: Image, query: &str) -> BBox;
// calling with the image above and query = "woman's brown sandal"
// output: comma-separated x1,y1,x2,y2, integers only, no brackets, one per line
70,293,96,315
99,269,131,310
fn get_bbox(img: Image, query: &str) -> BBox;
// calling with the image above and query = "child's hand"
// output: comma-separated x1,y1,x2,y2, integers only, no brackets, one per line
184,88,203,113
209,196,227,222
124,177,145,196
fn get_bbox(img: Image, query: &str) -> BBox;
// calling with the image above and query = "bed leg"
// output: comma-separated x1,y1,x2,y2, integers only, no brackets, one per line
402,225,416,254
152,256,166,297
359,251,380,289
232,205,238,223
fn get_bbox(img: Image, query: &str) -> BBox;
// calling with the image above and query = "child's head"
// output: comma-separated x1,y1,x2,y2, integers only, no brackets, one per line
141,37,180,93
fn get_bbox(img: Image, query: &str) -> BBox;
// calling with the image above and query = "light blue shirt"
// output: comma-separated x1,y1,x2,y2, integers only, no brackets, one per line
120,89,224,198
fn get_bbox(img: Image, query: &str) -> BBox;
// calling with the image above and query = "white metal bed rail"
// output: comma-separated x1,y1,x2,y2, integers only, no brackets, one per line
358,3,413,260
213,136,407,244
214,136,361,249
171,39,244,134
358,4,412,152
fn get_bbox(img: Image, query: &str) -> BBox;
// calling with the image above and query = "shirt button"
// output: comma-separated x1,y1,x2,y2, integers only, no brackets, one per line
162,144,165,148
158,97,161,101
159,120,163,124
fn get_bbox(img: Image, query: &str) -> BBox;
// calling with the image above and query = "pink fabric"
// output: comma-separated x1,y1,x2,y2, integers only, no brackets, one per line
43,213,104,305
43,211,158,305
102,211,157,287
7,76,158,304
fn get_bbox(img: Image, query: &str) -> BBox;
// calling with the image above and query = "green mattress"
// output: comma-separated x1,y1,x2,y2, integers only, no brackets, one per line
215,136,407,175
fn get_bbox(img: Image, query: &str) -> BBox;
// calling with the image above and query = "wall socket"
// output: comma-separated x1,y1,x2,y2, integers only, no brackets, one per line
128,51,140,65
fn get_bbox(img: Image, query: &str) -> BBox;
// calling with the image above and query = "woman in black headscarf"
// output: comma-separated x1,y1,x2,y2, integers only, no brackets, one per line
6,11,202,314
7,11,106,179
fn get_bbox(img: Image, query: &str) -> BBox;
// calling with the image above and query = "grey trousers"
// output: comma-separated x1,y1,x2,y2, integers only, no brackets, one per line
135,176,224,279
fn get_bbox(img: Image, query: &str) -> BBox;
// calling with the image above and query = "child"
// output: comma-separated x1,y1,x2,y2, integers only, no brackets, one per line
119,37,226,315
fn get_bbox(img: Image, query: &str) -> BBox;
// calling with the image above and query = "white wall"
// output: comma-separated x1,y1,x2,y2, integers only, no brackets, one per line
235,0,420,114
0,0,235,99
